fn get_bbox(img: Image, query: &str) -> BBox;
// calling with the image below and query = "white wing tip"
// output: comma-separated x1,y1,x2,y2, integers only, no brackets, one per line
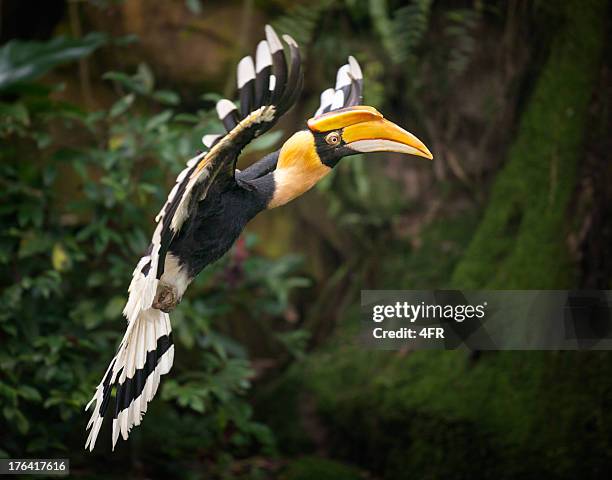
237,56,256,88
202,134,221,148
331,89,345,110
256,40,272,72
335,64,351,89
282,34,298,48
265,25,283,53
216,99,237,119
348,56,363,80
315,88,336,116
321,88,335,102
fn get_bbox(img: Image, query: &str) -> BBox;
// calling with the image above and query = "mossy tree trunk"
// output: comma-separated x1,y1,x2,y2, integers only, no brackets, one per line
451,0,607,289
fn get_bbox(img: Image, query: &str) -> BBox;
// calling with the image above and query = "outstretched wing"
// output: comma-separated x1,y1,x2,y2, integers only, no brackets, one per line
314,56,363,116
124,25,302,323
85,25,302,451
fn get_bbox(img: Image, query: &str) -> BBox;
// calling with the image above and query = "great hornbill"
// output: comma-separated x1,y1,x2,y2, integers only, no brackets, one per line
85,26,433,451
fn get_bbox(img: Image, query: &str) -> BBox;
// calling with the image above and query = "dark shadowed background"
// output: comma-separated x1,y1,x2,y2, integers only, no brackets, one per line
1,0,611,478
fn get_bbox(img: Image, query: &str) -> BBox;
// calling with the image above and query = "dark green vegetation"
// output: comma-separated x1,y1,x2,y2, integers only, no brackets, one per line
262,351,612,479
1,0,611,479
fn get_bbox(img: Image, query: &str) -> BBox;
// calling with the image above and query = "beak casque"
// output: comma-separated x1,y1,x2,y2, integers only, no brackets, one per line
308,106,433,160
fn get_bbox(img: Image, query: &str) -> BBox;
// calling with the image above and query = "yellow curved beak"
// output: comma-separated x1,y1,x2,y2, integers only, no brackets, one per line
341,118,433,160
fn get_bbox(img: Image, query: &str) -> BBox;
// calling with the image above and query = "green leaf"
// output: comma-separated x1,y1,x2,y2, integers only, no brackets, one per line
276,329,311,359
2,406,15,421
178,326,195,349
0,384,18,403
17,203,43,228
18,385,42,403
200,92,222,102
18,232,52,259
137,63,154,94
0,101,29,125
103,71,145,95
109,93,135,118
104,296,125,320
153,90,180,106
14,409,30,434
174,113,199,123
35,132,52,149
0,33,106,91
145,110,173,131
113,34,139,47
190,396,205,413
185,0,203,15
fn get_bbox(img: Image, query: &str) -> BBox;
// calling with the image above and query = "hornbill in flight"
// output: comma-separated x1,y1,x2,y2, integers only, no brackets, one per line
85,26,433,451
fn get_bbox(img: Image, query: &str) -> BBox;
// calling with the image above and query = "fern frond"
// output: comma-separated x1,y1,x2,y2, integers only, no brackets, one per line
369,0,432,65
272,0,336,50
444,8,481,77
391,0,433,64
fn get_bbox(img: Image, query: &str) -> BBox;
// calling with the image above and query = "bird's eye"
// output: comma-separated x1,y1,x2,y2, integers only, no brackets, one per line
325,132,341,146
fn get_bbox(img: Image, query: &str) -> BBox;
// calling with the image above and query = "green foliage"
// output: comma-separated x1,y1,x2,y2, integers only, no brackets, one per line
444,7,481,77
0,38,306,473
390,0,433,64
263,346,612,480
451,0,607,289
370,0,481,80
284,456,364,480
272,0,336,48
370,0,432,65
384,211,480,289
0,33,106,90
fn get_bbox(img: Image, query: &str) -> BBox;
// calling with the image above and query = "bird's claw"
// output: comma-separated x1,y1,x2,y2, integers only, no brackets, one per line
152,283,179,313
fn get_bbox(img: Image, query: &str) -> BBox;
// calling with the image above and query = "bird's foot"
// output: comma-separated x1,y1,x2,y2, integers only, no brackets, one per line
152,283,179,313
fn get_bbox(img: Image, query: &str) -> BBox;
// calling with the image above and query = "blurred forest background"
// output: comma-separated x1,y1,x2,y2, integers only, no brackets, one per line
1,0,611,478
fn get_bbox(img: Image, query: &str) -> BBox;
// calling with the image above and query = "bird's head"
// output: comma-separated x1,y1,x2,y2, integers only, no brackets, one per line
307,105,433,166
268,105,433,208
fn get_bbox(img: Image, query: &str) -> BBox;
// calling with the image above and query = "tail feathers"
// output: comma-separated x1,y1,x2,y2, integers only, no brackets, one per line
85,308,174,451
123,250,161,323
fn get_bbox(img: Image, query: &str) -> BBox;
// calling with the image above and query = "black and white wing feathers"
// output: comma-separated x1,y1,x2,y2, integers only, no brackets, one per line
85,25,302,452
314,56,363,116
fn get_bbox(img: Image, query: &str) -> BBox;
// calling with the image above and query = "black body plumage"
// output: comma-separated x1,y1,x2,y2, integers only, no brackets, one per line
168,170,273,279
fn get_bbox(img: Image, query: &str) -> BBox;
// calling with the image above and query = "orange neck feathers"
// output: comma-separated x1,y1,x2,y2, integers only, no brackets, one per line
267,131,331,209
